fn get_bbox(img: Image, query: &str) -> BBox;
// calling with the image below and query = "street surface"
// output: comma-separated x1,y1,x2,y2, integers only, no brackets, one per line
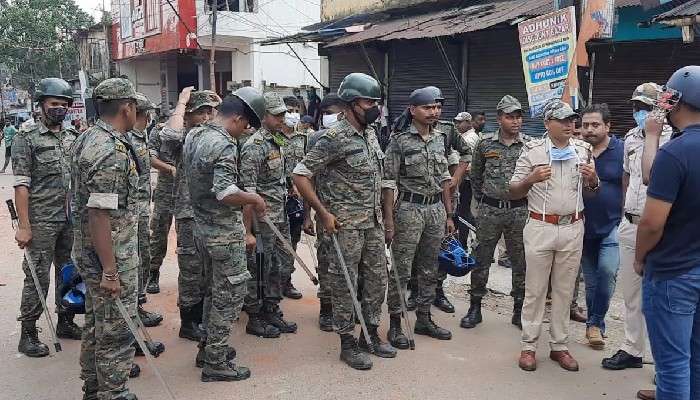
0,162,653,400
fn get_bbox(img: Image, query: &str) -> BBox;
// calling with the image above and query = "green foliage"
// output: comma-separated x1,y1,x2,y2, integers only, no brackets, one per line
0,0,94,90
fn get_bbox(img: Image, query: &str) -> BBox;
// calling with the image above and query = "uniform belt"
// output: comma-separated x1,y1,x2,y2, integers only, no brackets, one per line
625,212,641,225
401,191,441,205
482,195,527,209
529,211,584,225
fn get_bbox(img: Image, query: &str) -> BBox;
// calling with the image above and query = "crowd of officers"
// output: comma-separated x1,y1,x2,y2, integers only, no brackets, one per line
8,65,695,400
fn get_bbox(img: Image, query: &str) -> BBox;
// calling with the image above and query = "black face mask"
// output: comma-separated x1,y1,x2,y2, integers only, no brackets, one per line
362,105,381,125
45,107,68,126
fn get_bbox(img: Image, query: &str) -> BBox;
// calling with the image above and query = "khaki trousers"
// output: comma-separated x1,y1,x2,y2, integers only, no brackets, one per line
521,218,583,352
618,218,647,358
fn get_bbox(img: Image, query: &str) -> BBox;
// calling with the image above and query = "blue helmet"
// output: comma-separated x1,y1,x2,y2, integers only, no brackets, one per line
438,236,476,277
665,66,700,110
58,261,86,314
286,196,304,225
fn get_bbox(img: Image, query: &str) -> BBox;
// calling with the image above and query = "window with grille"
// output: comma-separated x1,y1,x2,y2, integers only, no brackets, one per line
145,0,160,32
206,0,256,12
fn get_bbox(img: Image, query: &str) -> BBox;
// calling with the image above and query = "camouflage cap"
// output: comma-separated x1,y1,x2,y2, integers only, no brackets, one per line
93,78,137,101
497,95,523,113
186,90,222,113
543,99,578,121
630,82,660,106
454,111,472,121
264,91,288,115
134,92,156,111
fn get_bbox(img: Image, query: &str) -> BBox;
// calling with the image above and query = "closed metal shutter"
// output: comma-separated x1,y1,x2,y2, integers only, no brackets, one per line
387,39,462,121
467,28,544,136
590,40,700,135
328,46,385,93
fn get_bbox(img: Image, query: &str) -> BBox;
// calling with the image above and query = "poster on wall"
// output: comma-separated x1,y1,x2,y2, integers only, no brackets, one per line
518,6,578,117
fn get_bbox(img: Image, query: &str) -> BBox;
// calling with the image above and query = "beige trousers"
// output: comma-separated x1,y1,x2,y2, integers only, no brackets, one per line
521,218,584,352
618,218,647,358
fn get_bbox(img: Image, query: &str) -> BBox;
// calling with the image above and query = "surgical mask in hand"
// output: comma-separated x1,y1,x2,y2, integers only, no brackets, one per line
322,113,340,128
633,110,648,129
285,112,300,128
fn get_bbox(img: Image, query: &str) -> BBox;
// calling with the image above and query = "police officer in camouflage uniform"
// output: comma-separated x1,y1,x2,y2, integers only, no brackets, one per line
294,73,396,370
184,88,267,382
383,87,455,349
240,92,298,337
12,77,82,358
460,95,529,330
160,88,221,342
129,93,163,328
72,78,140,400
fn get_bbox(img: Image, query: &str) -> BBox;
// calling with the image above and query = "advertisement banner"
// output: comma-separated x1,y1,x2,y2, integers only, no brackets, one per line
518,7,578,117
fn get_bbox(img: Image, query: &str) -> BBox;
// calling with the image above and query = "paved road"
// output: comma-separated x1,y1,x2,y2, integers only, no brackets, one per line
0,168,653,400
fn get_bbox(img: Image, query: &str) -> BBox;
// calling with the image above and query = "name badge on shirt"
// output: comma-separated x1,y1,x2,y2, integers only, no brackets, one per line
484,150,500,159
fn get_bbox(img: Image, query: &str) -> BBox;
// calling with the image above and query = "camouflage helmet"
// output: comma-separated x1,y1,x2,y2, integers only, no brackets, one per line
337,73,381,103
35,78,73,105
134,92,156,112
93,78,137,101
186,90,222,113
232,86,265,128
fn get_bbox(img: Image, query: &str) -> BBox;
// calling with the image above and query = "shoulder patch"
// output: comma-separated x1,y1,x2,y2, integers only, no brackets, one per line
254,138,264,145
479,132,495,140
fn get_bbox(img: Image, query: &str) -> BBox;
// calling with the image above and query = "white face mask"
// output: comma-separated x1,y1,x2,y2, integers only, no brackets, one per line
322,113,340,128
285,112,300,128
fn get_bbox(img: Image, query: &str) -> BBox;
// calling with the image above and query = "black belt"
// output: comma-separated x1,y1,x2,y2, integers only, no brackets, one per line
401,191,441,205
625,212,641,225
481,195,527,209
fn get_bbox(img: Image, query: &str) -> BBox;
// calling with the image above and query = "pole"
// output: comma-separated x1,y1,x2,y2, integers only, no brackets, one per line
387,246,415,350
209,2,218,92
261,215,319,285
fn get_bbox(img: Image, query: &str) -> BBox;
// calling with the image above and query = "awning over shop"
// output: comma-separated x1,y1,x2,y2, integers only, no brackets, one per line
653,0,700,22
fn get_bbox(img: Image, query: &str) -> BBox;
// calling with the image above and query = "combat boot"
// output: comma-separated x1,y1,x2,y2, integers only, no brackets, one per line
195,340,236,368
511,298,523,329
81,380,99,400
138,306,163,327
18,321,50,357
386,313,409,350
245,313,281,338
460,297,483,329
359,325,397,358
339,334,372,370
282,278,303,300
414,312,452,340
56,314,83,340
130,363,141,378
318,299,333,332
433,287,455,313
146,270,160,294
179,305,205,342
201,361,251,382
114,393,138,400
263,304,297,333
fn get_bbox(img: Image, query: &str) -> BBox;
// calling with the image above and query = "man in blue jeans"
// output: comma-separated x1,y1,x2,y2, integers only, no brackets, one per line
636,65,700,400
581,103,624,350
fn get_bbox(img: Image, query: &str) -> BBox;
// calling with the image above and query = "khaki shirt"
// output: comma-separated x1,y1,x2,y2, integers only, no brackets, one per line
511,137,592,216
623,125,672,215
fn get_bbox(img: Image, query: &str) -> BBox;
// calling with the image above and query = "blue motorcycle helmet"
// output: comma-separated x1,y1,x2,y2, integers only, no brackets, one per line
438,236,476,277
58,261,86,314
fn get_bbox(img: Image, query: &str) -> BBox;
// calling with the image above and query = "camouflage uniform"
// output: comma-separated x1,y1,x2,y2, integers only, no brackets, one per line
147,128,174,274
12,120,77,322
307,130,332,304
283,128,307,253
293,118,387,335
130,127,151,301
383,125,450,315
71,78,140,400
183,122,251,367
470,96,528,302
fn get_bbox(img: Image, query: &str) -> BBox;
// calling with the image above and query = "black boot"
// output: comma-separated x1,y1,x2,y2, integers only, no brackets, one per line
414,312,452,340
138,306,163,327
263,304,297,333
318,299,333,332
146,270,160,294
460,298,483,329
18,321,50,357
339,334,372,370
433,287,455,313
56,314,83,340
201,361,251,382
359,325,397,358
81,380,99,400
114,394,138,400
195,339,237,368
282,278,303,300
129,363,141,378
511,298,523,330
386,313,409,350
246,313,281,338
179,305,206,342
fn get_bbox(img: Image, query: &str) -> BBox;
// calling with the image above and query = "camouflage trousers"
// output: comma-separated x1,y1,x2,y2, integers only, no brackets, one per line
176,218,204,309
18,221,73,321
198,239,250,366
388,201,446,315
314,219,332,302
471,203,527,300
244,220,291,314
137,216,150,301
148,175,174,272
329,225,387,335
79,264,138,400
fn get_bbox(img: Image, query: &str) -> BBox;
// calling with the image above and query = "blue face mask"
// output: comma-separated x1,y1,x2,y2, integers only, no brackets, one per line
550,145,577,161
633,110,648,128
